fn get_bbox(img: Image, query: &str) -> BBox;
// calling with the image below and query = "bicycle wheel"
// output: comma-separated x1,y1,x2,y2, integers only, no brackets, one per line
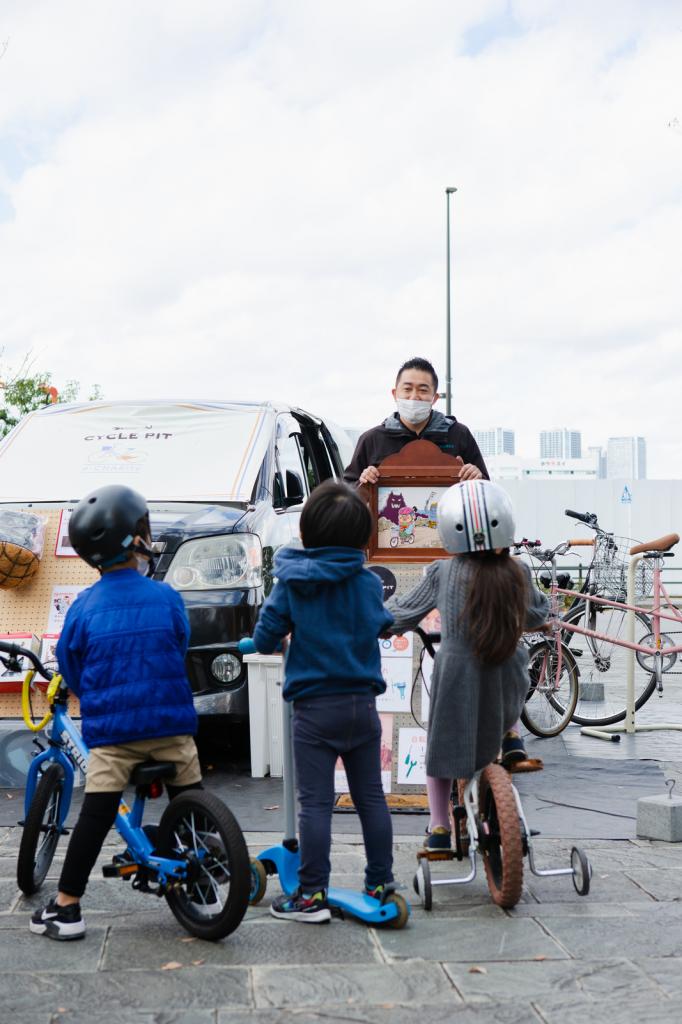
562,602,656,726
157,791,251,941
521,640,579,737
478,764,523,908
17,763,67,895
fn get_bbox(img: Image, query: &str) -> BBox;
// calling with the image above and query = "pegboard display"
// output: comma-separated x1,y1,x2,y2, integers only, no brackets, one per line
365,560,441,797
0,508,95,717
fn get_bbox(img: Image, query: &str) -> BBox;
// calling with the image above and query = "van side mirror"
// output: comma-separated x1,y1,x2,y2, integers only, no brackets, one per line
274,470,305,509
284,470,305,506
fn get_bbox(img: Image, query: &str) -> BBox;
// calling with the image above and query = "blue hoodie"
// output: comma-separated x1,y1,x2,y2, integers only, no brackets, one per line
252,546,394,702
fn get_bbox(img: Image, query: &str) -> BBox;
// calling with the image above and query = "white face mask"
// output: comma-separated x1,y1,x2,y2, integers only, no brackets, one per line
135,554,150,576
396,398,433,425
134,538,153,577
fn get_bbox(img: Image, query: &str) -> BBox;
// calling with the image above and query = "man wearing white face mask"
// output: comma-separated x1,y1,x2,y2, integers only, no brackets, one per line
343,358,488,486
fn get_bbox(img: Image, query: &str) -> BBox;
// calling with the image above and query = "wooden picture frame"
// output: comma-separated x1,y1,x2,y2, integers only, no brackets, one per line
362,440,462,563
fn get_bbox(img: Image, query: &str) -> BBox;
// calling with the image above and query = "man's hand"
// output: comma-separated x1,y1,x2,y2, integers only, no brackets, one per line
459,464,483,481
359,465,380,485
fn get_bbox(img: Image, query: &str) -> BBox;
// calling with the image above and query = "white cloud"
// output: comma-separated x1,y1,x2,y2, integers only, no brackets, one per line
0,0,681,476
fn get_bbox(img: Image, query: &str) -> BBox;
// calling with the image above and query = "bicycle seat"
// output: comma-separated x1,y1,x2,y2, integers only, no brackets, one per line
629,533,680,556
129,761,177,786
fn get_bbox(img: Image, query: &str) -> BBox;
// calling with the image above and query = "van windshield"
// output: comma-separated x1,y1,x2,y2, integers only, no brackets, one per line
0,401,275,503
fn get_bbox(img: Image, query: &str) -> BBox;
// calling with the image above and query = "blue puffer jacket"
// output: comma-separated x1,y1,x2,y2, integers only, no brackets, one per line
253,546,394,702
56,569,197,749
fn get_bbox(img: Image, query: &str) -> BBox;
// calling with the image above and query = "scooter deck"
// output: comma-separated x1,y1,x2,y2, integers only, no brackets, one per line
255,847,409,925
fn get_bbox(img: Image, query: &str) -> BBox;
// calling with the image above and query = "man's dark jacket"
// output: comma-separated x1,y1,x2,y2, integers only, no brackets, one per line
342,410,489,484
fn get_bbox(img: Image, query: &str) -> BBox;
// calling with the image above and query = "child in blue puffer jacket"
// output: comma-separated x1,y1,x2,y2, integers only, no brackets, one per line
30,485,200,942
253,480,395,923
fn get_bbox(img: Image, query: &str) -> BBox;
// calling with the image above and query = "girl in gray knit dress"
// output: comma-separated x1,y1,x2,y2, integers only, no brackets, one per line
386,480,548,851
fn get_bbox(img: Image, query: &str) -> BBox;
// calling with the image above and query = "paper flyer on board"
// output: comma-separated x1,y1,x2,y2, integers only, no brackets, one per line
46,586,88,634
397,727,427,786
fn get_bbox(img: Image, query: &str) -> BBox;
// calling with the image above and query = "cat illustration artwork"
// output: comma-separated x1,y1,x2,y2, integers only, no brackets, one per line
377,485,448,550
378,491,406,525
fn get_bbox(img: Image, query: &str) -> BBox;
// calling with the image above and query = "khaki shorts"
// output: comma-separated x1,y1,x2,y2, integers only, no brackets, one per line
85,735,201,794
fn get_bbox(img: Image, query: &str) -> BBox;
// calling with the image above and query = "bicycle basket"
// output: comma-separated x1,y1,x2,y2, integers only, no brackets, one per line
589,534,654,600
0,511,46,589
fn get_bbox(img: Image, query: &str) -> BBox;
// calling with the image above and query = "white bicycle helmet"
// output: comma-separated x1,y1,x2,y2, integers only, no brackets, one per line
437,480,515,554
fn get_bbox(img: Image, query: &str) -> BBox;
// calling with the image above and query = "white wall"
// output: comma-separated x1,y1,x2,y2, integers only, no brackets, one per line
501,479,682,577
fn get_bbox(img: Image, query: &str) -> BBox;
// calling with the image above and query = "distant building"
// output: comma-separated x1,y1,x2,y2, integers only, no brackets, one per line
540,429,581,460
587,446,607,479
607,437,647,479
486,455,597,481
473,428,515,457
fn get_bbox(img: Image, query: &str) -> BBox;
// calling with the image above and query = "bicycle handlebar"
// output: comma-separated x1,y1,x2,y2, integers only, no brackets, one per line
0,641,54,681
565,509,598,527
413,626,441,658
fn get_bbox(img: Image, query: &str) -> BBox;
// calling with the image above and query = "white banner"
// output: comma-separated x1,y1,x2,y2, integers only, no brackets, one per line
0,401,275,503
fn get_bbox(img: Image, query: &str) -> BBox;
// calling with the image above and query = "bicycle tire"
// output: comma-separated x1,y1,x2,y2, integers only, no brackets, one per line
521,640,579,737
450,779,470,857
17,762,66,895
562,602,656,726
478,764,524,908
157,790,250,941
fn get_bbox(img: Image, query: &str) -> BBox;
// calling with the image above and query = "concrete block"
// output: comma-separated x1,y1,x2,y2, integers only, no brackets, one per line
578,681,605,701
636,794,682,842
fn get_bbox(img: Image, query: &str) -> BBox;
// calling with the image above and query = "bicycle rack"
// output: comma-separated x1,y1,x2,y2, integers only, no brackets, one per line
581,554,682,742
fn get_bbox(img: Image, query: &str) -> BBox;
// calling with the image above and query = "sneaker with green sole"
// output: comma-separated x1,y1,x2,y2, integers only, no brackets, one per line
424,826,452,852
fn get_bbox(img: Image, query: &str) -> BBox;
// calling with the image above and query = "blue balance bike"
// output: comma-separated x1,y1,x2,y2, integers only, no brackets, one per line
2,640,251,941
239,638,410,928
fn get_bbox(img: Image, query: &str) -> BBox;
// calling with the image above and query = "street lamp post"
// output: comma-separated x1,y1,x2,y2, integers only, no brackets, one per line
445,186,457,416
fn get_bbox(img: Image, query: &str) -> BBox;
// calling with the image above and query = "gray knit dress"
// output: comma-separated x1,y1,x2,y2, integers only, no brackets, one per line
386,558,549,780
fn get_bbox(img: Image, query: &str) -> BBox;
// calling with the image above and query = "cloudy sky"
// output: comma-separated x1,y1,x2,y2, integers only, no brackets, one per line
1,1,681,476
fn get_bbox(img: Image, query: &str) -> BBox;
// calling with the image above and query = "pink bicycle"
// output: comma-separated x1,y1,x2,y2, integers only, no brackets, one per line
518,511,681,735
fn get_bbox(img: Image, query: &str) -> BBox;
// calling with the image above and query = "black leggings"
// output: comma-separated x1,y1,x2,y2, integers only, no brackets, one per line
58,782,202,899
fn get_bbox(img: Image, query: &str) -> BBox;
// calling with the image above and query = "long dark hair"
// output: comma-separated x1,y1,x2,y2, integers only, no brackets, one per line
461,550,527,666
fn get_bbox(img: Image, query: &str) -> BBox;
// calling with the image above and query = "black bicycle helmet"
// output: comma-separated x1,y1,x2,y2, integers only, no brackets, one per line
69,485,151,570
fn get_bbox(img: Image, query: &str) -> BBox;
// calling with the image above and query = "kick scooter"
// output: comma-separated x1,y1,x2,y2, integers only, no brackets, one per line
239,639,410,927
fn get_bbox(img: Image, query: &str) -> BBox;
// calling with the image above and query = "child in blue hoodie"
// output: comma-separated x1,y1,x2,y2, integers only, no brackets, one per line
253,481,394,923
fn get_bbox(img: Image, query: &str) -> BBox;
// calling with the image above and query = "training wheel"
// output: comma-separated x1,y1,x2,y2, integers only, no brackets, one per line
570,847,591,896
249,858,268,905
414,860,432,911
384,892,409,929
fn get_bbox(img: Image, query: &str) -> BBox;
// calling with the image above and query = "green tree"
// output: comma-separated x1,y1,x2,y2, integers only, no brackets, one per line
0,358,102,439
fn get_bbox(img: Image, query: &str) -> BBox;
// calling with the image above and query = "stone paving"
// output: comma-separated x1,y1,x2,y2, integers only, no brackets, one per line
1,807,682,1024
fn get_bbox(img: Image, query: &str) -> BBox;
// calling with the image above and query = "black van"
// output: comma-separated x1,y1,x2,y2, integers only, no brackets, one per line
149,404,353,718
0,400,354,722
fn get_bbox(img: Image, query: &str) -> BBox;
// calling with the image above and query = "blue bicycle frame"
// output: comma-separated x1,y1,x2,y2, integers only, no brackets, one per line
26,698,200,887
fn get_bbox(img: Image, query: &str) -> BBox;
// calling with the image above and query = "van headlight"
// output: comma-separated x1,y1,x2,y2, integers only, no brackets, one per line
167,534,262,591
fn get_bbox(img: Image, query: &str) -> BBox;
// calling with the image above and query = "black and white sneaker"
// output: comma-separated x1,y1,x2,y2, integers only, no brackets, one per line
30,899,85,941
270,888,331,923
